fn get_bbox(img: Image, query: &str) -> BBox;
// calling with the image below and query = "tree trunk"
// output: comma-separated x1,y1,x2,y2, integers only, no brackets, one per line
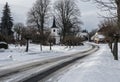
62,28,66,42
109,38,114,52
116,0,120,31
40,17,44,51
40,44,42,51
38,29,43,51
26,39,29,52
50,42,52,50
113,37,119,60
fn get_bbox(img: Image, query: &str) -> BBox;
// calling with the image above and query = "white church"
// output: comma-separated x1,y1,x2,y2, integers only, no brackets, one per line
50,18,60,44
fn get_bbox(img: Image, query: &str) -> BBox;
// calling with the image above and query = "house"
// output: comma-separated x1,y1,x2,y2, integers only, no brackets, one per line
50,18,60,44
91,28,106,43
76,30,89,41
91,32,105,43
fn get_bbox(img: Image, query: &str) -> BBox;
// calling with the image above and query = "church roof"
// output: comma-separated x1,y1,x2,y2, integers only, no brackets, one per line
51,17,57,28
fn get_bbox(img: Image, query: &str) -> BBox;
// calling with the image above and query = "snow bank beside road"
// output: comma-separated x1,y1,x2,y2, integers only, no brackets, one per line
56,44,120,82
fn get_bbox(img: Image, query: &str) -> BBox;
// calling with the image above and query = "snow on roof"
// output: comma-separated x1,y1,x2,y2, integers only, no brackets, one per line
76,32,88,37
0,42,7,44
97,34,105,39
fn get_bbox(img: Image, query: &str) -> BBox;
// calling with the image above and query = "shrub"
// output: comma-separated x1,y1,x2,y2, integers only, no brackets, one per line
63,36,83,46
0,42,8,49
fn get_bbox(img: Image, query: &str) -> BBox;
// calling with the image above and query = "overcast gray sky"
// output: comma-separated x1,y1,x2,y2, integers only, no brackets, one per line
0,0,103,31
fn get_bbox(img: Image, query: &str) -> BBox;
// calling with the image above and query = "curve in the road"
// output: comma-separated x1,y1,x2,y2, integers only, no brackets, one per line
0,44,99,82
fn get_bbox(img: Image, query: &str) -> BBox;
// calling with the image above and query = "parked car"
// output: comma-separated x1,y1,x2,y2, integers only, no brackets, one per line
0,42,8,49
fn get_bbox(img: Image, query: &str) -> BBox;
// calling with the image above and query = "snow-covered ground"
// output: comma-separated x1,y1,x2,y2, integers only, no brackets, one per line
0,43,91,67
49,43,120,82
1,42,120,82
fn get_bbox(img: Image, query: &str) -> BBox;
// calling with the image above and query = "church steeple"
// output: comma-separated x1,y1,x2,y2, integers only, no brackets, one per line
52,17,57,28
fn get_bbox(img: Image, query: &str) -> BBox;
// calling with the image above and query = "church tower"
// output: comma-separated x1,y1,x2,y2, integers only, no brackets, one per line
51,17,60,44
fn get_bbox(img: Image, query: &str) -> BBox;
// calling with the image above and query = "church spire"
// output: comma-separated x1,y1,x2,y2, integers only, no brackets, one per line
52,17,57,28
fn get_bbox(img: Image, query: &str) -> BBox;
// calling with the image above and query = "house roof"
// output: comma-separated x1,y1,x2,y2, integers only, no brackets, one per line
76,32,88,37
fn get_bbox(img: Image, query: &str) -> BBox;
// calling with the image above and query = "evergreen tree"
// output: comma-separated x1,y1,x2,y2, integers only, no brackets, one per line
1,2,13,37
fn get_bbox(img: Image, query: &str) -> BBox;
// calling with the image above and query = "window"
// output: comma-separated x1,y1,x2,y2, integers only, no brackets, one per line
53,29,55,32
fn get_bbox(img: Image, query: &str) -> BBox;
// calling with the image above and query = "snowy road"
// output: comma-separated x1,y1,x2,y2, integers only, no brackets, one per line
43,44,120,82
0,44,99,82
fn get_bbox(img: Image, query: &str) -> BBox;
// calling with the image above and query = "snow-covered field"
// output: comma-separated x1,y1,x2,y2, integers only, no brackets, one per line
0,43,91,67
49,43,120,82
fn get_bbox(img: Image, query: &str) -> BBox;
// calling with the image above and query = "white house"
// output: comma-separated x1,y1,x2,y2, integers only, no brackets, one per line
91,32,105,43
76,30,89,41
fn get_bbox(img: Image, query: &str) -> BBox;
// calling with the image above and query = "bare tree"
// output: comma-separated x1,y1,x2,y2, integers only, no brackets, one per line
54,0,82,42
98,19,118,39
27,0,50,51
98,19,119,60
91,0,120,60
14,23,24,43
21,27,31,52
95,0,120,30
82,0,120,30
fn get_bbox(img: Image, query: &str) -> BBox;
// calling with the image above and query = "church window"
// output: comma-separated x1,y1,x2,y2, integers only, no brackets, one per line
53,29,56,32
